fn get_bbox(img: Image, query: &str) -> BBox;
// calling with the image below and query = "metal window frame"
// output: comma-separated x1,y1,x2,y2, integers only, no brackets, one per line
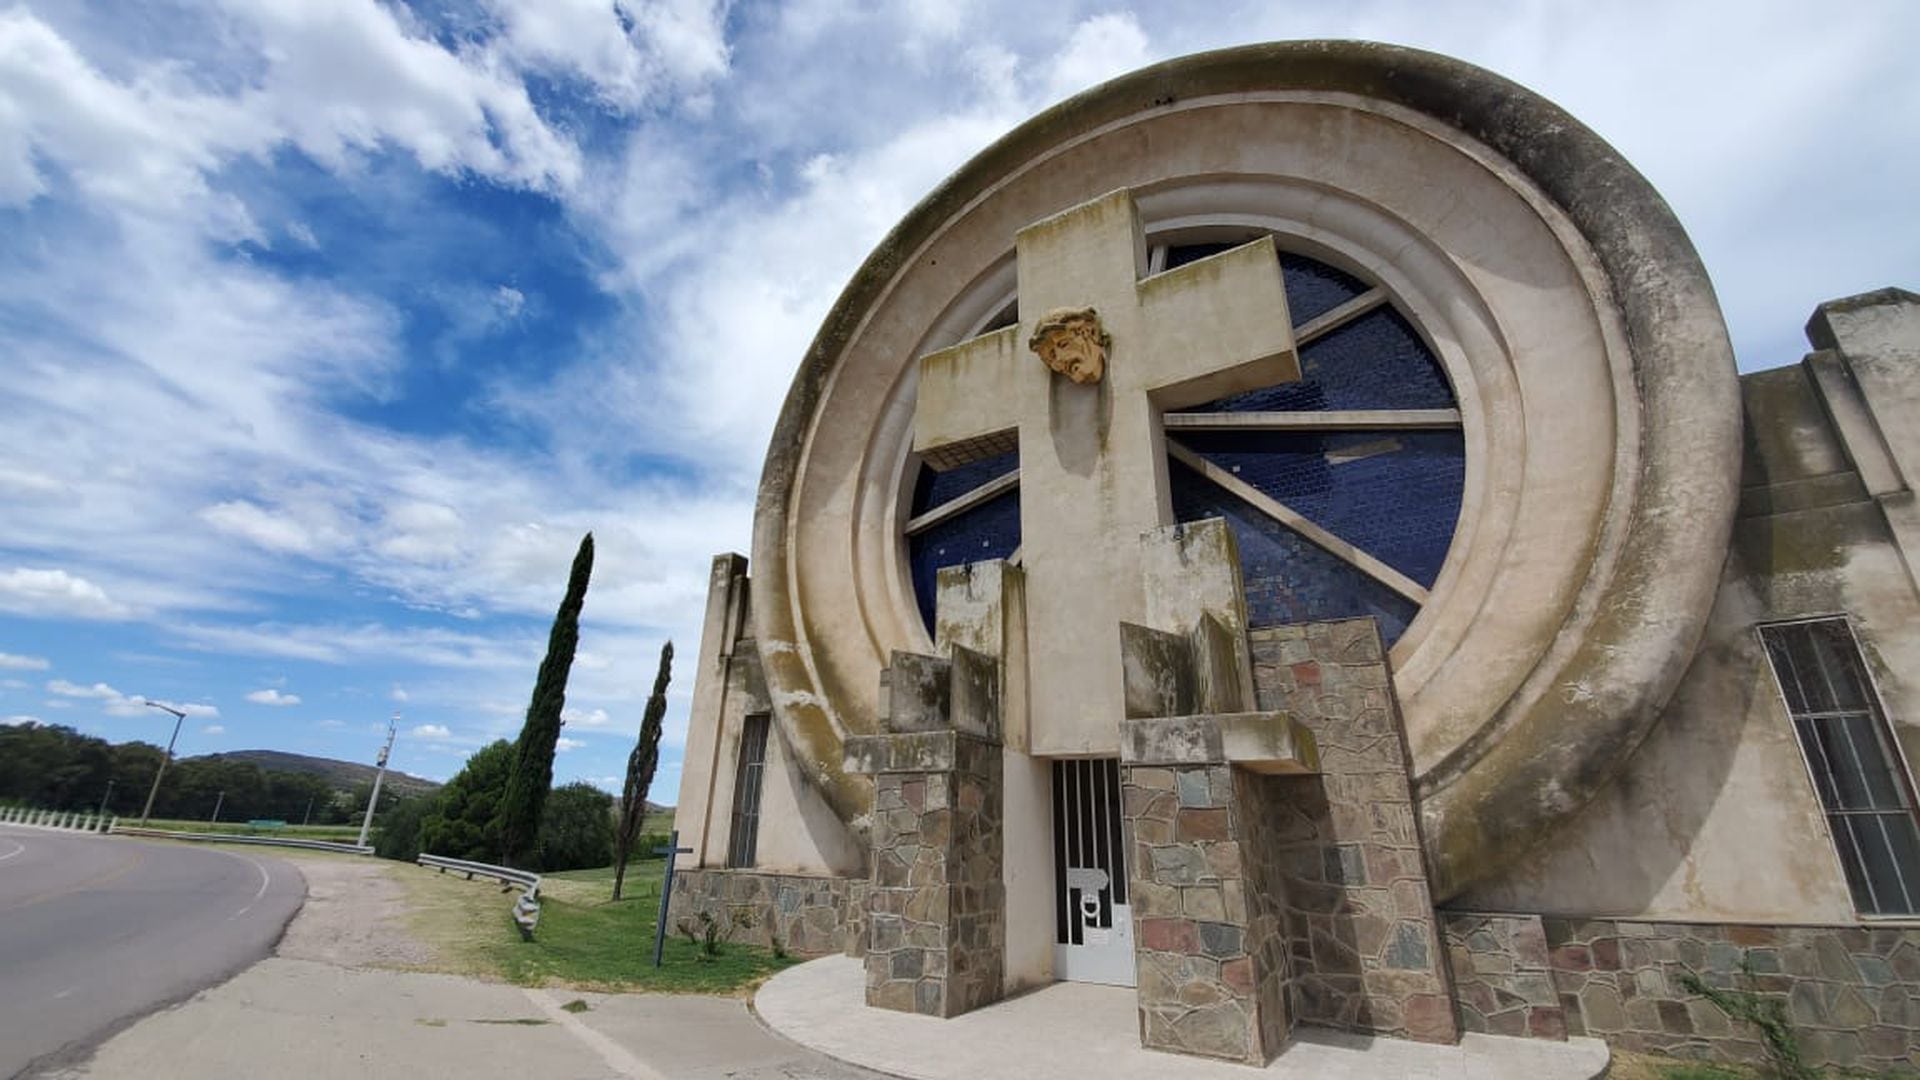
727,713,771,869
1757,614,1920,917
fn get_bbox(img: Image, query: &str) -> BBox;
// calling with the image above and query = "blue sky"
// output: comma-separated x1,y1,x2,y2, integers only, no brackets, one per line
1,0,1915,801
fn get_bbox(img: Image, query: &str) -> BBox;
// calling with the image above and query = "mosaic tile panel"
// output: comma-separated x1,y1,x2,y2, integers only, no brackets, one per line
907,488,1021,634
1170,458,1420,641
1182,305,1455,415
1172,429,1464,588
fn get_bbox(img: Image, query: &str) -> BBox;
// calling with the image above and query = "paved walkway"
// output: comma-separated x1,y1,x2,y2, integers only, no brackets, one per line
44,956,887,1080
755,955,1613,1080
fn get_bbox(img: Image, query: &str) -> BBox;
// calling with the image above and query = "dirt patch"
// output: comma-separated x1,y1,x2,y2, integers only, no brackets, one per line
276,858,439,969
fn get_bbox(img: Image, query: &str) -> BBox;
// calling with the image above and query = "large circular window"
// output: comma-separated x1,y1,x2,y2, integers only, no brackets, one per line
904,244,1464,648
750,43,1740,899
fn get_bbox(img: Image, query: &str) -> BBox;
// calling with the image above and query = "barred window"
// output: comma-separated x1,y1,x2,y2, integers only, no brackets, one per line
727,714,770,869
1760,618,1920,916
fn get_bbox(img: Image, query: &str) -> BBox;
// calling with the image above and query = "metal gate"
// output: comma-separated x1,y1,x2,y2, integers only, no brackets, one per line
1051,758,1135,986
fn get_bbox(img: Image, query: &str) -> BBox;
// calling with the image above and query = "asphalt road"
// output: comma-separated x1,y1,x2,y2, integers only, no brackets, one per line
0,826,306,1079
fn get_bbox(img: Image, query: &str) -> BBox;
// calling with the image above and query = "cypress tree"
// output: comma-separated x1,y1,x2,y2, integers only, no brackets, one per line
500,531,593,865
613,640,672,901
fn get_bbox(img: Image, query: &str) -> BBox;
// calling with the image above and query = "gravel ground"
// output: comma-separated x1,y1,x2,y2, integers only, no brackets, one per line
274,858,439,969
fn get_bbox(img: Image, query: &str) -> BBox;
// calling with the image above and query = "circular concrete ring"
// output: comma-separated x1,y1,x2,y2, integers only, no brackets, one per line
750,41,1741,896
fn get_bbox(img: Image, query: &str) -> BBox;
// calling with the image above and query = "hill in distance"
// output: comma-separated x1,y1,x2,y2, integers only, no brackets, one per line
193,749,443,800
189,749,675,812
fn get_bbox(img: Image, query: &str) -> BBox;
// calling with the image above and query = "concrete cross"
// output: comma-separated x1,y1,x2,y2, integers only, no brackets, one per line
914,189,1298,754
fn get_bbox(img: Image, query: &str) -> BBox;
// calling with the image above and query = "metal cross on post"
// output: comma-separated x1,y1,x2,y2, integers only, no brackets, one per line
651,829,693,967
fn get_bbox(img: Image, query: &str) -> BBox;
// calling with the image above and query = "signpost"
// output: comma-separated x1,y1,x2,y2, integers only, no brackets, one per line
651,830,693,967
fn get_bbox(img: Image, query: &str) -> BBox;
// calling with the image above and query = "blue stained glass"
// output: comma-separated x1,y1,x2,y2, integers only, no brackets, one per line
1170,430,1464,588
1164,242,1237,270
1278,253,1369,325
911,450,1019,516
1168,459,1420,643
1184,307,1454,414
906,489,1022,633
903,248,1460,644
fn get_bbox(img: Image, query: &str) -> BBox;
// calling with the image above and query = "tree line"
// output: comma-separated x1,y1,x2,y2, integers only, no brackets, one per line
6,532,676,883
0,722,379,824
381,533,674,884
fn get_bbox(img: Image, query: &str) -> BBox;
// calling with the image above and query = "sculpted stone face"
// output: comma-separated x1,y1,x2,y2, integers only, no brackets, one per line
1028,306,1110,384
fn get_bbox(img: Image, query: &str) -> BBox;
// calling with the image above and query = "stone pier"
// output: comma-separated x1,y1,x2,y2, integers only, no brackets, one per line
845,647,1006,1018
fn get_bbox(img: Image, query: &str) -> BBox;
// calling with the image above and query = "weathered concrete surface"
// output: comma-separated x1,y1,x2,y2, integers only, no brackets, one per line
1461,298,1920,922
673,553,862,878
755,955,1610,1080
914,189,1298,758
43,958,889,1080
743,41,1741,904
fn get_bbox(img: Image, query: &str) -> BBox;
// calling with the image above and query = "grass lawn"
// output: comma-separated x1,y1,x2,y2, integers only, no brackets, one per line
1608,1057,1755,1080
407,856,799,995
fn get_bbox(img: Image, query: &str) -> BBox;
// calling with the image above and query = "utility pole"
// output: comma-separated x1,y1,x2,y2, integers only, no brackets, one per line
301,793,315,826
98,778,115,818
356,713,399,849
210,790,224,824
138,700,188,826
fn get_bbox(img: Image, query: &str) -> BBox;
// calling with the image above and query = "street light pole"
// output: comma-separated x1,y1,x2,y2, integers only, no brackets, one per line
138,700,188,826
98,778,115,818
209,790,224,824
356,713,399,849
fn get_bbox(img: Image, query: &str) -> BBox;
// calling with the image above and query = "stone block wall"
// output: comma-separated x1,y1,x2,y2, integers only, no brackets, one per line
1247,618,1458,1043
859,732,1006,1018
668,868,855,956
1544,918,1920,1073
1442,913,1568,1039
1123,762,1291,1065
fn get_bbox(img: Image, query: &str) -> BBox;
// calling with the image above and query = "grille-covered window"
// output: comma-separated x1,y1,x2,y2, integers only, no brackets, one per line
727,714,771,868
1760,618,1920,916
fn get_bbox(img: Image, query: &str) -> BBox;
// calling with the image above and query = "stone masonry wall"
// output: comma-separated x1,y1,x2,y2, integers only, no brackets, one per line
1545,917,1920,1073
1124,762,1292,1065
862,734,1005,1018
1442,912,1568,1039
668,868,854,956
1247,618,1458,1043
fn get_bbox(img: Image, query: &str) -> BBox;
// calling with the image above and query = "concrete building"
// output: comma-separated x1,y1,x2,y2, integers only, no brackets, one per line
668,41,1920,1072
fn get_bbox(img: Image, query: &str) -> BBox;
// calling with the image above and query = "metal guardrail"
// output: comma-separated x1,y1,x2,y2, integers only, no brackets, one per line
0,806,113,833
417,853,542,939
109,824,374,855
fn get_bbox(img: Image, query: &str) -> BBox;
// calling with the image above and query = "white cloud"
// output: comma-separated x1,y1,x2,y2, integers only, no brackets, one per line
47,679,125,700
390,686,410,702
0,652,48,670
201,501,338,557
201,723,225,735
0,568,133,620
3,714,38,726
45,679,219,719
245,688,302,706
564,706,611,728
1038,12,1151,104
411,723,452,739
317,718,346,729
556,736,585,752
